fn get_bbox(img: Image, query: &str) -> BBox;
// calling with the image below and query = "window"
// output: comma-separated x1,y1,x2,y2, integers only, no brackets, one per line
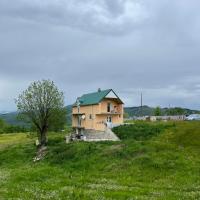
107,116,112,122
89,114,92,120
107,103,111,112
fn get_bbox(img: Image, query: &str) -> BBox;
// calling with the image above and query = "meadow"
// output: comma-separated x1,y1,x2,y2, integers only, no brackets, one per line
1,121,200,199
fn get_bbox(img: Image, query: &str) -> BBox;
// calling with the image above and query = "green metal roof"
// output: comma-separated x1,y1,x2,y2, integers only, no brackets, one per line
73,89,123,107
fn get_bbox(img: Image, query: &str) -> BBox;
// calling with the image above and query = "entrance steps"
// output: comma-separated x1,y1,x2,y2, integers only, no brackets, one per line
83,128,120,142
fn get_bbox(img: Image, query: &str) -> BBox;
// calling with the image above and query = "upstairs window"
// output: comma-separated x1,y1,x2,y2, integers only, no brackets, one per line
107,103,111,112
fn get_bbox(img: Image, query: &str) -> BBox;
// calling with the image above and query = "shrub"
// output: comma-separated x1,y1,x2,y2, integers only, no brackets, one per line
0,118,29,134
113,122,174,140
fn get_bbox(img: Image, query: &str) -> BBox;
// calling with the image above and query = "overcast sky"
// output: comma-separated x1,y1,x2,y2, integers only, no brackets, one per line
0,0,200,111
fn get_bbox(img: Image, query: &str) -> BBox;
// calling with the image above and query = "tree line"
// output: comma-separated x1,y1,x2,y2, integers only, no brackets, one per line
0,118,28,133
154,106,194,116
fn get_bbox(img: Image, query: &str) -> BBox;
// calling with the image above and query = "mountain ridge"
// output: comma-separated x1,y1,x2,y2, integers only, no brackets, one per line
124,105,199,117
0,105,199,126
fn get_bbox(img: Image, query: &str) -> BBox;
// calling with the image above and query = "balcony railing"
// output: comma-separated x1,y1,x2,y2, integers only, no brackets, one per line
97,109,122,115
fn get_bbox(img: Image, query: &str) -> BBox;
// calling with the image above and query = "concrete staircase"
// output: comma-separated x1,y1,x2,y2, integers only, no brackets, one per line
83,128,120,142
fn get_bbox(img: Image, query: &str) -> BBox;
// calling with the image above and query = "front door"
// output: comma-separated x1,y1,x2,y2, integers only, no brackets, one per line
106,116,113,128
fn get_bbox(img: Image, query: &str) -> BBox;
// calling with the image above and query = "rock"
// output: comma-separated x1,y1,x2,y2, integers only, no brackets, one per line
65,135,70,143
33,146,48,162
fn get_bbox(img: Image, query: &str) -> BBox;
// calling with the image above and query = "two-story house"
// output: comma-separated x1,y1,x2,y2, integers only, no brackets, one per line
72,89,124,131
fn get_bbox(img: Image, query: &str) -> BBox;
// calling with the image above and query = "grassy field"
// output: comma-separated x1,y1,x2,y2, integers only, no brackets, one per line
1,121,200,199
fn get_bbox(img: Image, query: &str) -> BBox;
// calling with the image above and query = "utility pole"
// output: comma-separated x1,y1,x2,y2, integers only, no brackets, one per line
140,92,143,117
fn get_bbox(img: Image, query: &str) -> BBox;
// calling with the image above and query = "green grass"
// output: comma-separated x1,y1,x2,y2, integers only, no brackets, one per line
1,122,200,199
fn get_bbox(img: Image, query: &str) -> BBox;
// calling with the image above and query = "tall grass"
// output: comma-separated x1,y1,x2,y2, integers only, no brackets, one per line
1,121,200,199
113,121,175,140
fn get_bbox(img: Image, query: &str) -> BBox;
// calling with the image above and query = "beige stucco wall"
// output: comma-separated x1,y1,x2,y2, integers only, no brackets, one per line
72,104,100,130
72,98,124,131
95,114,123,131
100,99,123,114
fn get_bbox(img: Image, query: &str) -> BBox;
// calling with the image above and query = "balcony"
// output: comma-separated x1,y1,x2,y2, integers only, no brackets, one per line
97,109,122,115
72,112,85,115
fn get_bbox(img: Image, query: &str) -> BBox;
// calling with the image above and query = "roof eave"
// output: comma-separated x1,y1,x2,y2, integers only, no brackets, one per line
73,103,99,107
110,89,124,104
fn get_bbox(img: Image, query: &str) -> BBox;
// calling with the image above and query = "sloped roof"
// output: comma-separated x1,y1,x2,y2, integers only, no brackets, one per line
73,89,123,107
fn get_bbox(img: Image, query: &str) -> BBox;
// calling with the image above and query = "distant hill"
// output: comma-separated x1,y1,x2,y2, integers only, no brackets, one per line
0,105,199,126
0,112,22,126
124,106,154,116
0,105,73,126
125,105,199,117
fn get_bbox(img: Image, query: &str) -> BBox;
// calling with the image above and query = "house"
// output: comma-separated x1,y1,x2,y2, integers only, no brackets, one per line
72,89,124,132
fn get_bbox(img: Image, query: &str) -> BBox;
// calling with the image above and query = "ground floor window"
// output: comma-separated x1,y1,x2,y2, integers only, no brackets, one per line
107,116,112,123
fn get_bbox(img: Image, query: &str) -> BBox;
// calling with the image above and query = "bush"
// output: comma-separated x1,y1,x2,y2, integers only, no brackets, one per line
113,122,174,140
3,125,29,133
0,118,29,133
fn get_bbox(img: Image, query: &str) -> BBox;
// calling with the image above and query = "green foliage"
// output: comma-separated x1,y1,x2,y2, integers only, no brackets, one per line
0,118,6,133
1,122,200,199
167,107,185,115
123,112,129,119
168,121,200,147
0,118,29,134
112,122,174,140
15,80,66,145
125,106,199,117
154,106,162,116
3,125,29,133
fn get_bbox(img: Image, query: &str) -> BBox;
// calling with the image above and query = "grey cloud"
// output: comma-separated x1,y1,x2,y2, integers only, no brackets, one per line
0,0,200,111
0,0,148,35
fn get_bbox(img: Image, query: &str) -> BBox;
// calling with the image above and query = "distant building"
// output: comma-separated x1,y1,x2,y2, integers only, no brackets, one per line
131,115,187,121
186,114,200,120
72,89,124,131
149,115,186,121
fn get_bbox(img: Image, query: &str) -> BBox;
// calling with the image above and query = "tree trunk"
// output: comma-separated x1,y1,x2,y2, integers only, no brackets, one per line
39,126,48,147
40,132,47,146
